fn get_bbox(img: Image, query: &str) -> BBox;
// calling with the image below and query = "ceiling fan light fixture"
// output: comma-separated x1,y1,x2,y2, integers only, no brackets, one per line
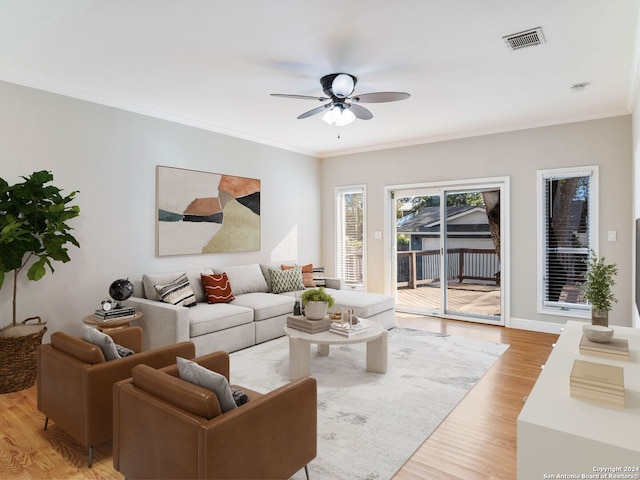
332,74,355,98
322,105,356,126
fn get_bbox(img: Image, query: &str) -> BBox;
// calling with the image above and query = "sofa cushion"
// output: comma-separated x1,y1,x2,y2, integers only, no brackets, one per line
154,273,197,307
142,269,212,302
82,325,120,361
231,292,294,321
329,289,396,318
177,357,237,413
213,264,268,295
201,273,235,304
259,263,280,292
270,266,305,294
188,303,254,338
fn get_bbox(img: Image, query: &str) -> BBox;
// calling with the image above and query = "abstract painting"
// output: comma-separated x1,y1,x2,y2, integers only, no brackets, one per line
156,165,260,256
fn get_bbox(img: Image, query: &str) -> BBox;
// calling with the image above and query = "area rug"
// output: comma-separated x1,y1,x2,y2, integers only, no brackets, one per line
229,328,509,480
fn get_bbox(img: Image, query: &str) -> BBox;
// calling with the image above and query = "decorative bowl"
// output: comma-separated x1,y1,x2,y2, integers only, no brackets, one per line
582,324,614,343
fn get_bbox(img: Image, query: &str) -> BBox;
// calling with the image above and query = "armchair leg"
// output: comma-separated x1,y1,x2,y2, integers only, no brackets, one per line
88,446,93,468
305,465,310,480
43,417,49,431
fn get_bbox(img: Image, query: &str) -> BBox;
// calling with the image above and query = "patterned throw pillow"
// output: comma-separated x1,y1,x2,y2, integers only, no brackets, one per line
282,263,316,288
313,266,326,287
201,273,235,304
115,344,135,357
154,273,196,307
270,266,305,294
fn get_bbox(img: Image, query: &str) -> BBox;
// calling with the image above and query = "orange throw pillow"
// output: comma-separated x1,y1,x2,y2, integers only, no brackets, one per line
201,273,235,304
282,263,316,288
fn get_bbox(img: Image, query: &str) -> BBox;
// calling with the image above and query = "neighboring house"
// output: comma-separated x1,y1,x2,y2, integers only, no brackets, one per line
397,205,494,251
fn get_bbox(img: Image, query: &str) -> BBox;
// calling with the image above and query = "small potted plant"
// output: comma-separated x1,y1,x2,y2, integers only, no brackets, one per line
0,170,80,393
582,250,618,327
301,287,335,320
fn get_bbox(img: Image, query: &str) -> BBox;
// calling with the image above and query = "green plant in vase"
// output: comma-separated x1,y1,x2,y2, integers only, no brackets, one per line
582,250,618,327
301,287,335,320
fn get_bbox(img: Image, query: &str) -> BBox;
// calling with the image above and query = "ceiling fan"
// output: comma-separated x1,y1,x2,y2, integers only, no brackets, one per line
271,73,410,126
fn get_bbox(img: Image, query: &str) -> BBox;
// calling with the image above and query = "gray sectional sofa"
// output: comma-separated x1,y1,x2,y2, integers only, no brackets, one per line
125,263,395,356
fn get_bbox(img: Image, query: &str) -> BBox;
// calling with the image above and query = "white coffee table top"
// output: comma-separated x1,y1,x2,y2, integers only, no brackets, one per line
284,318,384,345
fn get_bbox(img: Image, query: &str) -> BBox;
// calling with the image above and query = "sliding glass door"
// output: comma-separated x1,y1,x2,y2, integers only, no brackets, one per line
392,180,506,324
396,190,442,315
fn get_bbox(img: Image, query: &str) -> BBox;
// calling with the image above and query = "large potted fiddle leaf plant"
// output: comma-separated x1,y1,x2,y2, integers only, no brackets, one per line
0,170,80,393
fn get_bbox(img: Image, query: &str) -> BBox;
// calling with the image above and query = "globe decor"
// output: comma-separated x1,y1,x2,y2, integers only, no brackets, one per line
0,170,80,393
109,278,134,305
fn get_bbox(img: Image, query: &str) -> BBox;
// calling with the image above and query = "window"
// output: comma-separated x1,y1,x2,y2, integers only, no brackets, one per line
537,166,598,317
336,185,366,288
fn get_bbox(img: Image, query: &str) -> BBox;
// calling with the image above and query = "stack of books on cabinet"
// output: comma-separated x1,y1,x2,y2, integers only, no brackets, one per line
330,320,371,337
570,359,625,407
286,315,331,333
94,306,136,322
579,335,630,361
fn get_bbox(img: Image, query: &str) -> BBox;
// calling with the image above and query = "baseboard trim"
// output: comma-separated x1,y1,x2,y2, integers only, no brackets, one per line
508,317,565,334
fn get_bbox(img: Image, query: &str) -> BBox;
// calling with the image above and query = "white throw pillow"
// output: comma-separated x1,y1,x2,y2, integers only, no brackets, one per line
176,357,237,413
82,325,120,361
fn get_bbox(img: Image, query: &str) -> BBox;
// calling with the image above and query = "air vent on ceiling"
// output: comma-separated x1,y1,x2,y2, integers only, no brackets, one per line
503,27,546,51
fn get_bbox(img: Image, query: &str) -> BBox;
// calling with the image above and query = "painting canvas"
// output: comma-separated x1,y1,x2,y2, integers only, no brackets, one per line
156,166,260,256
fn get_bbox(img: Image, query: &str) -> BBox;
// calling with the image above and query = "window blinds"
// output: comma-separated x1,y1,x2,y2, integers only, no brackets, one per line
542,172,591,310
337,188,364,285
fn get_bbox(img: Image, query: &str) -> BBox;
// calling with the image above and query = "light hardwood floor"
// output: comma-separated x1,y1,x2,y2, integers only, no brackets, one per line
394,315,558,480
0,316,557,479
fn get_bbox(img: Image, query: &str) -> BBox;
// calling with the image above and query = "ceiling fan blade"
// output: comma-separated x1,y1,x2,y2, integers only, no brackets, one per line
348,103,373,120
351,92,411,103
271,93,329,102
297,103,332,119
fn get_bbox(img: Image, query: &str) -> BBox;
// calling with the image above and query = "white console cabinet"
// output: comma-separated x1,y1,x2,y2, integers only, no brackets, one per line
517,321,640,480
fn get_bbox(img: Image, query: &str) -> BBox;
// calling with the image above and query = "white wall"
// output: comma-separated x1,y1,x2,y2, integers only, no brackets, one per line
0,81,320,339
321,116,633,328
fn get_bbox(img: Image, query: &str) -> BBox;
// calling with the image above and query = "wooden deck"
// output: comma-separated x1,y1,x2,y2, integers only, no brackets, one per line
396,282,501,317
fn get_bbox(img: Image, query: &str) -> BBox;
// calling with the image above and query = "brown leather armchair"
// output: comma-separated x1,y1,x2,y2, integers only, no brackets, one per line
113,351,317,480
37,326,195,467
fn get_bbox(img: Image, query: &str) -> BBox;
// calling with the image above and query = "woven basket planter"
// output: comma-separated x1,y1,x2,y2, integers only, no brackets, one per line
0,316,47,393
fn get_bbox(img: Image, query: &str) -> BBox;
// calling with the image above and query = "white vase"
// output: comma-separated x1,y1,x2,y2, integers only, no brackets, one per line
305,301,328,320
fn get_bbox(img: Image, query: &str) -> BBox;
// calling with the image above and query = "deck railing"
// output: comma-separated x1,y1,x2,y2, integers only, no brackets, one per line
397,248,500,288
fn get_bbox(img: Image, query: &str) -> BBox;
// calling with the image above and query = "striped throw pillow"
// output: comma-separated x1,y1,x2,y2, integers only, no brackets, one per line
154,273,196,307
201,273,235,304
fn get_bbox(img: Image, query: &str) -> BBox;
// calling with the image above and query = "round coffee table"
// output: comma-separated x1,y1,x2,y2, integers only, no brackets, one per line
284,318,387,381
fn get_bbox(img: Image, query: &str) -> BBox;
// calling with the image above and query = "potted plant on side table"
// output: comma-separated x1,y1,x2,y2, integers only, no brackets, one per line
0,170,80,393
582,249,618,327
301,287,335,320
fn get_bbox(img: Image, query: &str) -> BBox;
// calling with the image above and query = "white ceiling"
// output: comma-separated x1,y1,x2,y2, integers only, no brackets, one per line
1,1,638,158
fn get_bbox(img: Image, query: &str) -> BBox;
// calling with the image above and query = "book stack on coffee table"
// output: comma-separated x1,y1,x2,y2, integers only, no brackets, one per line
569,359,625,407
286,315,331,334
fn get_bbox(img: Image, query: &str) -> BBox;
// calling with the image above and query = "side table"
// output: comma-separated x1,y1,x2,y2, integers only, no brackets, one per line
82,311,142,332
